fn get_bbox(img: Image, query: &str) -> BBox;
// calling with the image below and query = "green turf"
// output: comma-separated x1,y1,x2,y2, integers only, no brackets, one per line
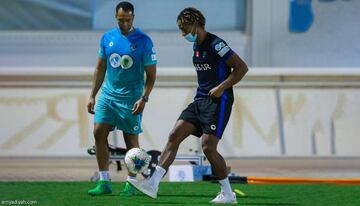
0,181,360,206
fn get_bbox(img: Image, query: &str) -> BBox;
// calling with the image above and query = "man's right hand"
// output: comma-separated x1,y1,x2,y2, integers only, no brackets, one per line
87,97,95,114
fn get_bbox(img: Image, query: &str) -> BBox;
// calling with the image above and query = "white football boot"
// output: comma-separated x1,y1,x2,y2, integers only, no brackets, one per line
127,178,158,199
210,191,238,204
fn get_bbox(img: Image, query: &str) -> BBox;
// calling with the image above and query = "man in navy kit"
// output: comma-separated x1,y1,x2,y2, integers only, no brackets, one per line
129,7,248,204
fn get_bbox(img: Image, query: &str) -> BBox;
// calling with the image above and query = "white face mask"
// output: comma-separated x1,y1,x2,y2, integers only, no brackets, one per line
184,25,197,42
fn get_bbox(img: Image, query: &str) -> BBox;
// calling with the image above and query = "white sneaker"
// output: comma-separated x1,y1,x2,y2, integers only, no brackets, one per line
127,178,158,199
210,192,238,204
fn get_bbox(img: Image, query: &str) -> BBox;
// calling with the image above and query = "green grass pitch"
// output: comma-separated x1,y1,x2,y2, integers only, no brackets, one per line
1,182,360,205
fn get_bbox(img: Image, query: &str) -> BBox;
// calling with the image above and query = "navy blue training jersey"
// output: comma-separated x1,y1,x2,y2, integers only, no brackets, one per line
193,32,234,100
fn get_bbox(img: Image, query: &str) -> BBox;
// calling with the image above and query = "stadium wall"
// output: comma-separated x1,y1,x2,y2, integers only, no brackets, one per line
0,67,360,157
251,0,360,67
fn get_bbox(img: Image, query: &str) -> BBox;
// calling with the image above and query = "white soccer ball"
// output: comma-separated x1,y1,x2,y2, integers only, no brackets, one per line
125,148,151,174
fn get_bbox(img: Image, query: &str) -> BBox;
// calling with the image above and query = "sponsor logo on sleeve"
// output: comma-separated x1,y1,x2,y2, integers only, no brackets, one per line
151,54,157,61
215,42,226,51
215,42,230,57
218,46,230,57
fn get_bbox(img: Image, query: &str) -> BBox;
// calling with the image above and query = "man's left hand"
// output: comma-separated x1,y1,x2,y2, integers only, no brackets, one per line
132,98,146,115
208,86,224,98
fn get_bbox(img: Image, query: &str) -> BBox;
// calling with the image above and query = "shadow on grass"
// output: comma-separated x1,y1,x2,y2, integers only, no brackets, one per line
245,195,280,199
86,193,297,206
159,194,215,198
159,194,280,200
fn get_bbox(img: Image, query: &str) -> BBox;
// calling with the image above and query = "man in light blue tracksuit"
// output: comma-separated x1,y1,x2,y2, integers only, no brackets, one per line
87,1,157,197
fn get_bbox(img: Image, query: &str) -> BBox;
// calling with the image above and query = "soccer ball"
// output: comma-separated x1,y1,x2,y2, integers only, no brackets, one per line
125,148,151,174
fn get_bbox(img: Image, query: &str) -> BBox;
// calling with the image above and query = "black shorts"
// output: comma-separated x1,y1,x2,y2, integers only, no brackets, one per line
178,96,233,139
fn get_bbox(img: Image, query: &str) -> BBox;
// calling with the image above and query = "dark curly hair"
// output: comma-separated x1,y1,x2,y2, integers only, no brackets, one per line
177,7,206,28
116,1,134,14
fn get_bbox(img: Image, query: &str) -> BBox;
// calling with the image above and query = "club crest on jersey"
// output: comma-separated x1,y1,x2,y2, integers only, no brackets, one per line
109,53,122,68
120,55,133,69
109,53,133,69
195,51,200,58
202,51,207,59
